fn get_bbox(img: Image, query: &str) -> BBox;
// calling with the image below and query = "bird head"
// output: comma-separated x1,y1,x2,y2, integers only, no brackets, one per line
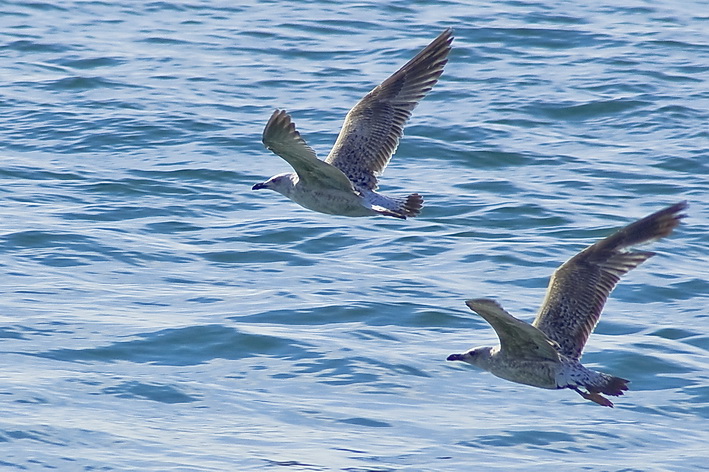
447,346,492,368
252,173,296,196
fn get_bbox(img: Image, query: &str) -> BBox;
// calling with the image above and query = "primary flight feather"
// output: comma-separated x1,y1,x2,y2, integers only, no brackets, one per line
447,202,687,407
253,29,453,219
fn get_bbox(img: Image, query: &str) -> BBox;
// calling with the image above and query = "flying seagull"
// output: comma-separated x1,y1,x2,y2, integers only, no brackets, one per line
252,29,453,219
447,201,687,407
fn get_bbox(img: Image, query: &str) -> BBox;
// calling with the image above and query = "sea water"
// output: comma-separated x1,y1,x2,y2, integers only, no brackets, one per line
1,1,708,470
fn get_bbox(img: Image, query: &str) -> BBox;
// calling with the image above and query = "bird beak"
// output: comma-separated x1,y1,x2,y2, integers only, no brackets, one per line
447,353,463,361
252,182,267,190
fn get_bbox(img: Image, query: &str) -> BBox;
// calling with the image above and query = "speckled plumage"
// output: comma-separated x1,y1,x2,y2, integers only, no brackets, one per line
448,202,687,407
253,29,453,219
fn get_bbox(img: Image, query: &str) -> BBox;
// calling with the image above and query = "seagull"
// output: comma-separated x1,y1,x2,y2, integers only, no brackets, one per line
447,201,687,407
252,29,453,219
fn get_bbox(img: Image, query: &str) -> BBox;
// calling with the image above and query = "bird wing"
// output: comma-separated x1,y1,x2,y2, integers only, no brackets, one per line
465,299,560,361
532,201,688,360
324,28,453,190
262,109,355,191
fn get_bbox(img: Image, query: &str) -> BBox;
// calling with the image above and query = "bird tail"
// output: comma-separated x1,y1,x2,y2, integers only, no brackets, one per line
576,373,629,407
568,370,629,407
591,374,629,397
363,191,424,219
402,193,424,218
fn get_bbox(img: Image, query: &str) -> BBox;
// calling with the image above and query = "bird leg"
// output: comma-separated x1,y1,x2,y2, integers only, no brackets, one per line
572,387,614,407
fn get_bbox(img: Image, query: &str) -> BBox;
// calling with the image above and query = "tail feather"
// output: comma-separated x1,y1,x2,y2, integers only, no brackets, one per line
403,193,423,217
574,374,629,407
363,190,424,219
592,374,629,397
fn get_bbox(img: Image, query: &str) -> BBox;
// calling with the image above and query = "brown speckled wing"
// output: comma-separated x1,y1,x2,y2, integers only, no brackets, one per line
532,201,687,360
325,28,453,190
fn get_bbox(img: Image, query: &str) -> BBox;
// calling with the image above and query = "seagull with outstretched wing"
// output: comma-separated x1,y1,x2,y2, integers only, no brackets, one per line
447,201,687,407
253,29,453,219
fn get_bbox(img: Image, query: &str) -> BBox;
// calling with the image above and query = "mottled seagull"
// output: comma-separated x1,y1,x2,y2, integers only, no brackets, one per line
447,202,687,407
252,29,453,219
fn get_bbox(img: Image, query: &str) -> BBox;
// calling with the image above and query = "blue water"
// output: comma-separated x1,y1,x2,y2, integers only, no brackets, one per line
1,0,708,470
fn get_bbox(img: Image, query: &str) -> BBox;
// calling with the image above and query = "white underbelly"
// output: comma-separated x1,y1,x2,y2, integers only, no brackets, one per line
291,187,375,217
489,358,560,390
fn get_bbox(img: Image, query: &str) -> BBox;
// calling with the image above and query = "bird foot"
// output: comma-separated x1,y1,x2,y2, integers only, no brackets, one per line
573,388,614,407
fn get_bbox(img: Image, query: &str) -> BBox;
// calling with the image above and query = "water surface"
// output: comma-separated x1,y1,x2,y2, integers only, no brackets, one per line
1,0,708,470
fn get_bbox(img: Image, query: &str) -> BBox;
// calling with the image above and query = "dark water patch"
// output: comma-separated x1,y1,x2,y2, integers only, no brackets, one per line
628,69,702,84
647,39,709,52
6,323,72,338
1,428,66,446
131,168,247,184
263,459,324,470
649,327,698,341
337,417,391,428
41,76,130,91
294,230,365,256
145,1,190,12
581,79,657,95
683,336,709,352
470,26,605,50
351,329,399,343
145,220,204,234
293,356,378,385
15,395,49,405
236,302,432,327
0,166,86,182
529,98,650,121
460,429,576,448
654,154,709,174
139,36,192,45
240,223,331,245
0,228,192,266
236,305,368,325
81,179,198,197
4,39,70,53
57,56,125,70
370,235,449,260
200,249,315,266
0,328,25,340
683,385,709,406
68,123,187,152
0,230,95,251
488,117,552,129
36,324,313,366
453,177,523,196
294,353,428,388
63,204,194,223
102,381,198,403
523,12,587,25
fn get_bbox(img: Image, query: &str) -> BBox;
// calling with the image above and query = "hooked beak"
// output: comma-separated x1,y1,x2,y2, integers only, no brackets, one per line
252,182,267,190
447,353,463,361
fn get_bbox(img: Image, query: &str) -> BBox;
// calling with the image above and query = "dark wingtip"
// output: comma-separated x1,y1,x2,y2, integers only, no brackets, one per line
252,182,266,190
447,353,462,361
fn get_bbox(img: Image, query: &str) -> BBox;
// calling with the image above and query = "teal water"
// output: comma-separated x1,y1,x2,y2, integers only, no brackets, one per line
1,0,708,470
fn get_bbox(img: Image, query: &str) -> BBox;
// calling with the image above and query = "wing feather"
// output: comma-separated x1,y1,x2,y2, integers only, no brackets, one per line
466,299,560,361
325,28,453,190
532,201,687,360
262,109,354,190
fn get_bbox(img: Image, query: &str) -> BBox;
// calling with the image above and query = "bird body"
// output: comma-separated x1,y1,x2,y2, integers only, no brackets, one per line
448,202,687,407
253,29,453,219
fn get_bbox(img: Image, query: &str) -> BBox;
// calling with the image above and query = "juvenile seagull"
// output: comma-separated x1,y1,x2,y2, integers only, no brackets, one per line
447,202,687,407
252,29,453,219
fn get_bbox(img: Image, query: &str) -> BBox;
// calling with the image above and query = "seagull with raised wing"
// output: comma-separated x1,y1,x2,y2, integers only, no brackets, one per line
252,29,453,219
447,202,687,407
